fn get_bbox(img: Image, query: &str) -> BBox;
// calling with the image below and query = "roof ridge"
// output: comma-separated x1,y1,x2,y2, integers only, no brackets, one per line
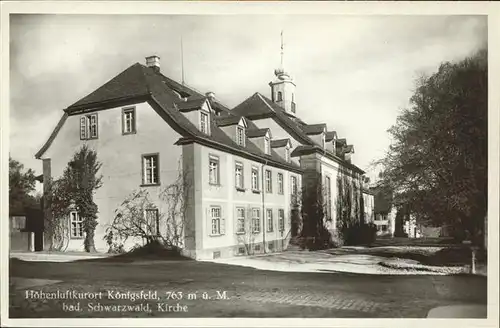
256,93,276,113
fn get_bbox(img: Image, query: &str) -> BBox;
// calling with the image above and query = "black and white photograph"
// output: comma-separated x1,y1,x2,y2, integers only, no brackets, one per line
1,1,498,326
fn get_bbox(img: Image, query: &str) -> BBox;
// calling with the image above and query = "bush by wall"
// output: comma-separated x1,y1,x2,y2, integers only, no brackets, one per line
341,222,378,246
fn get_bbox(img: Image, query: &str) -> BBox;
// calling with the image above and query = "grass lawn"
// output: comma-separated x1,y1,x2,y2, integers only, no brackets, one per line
9,254,487,318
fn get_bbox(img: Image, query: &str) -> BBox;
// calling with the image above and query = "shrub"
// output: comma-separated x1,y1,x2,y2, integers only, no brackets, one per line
341,222,378,246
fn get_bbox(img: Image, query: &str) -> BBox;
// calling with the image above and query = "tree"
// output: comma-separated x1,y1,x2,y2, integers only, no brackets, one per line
105,161,191,253
9,157,38,215
45,145,103,252
377,48,487,244
300,171,332,250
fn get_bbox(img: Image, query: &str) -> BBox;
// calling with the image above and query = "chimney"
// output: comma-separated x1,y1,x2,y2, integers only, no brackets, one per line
205,92,216,102
145,55,160,73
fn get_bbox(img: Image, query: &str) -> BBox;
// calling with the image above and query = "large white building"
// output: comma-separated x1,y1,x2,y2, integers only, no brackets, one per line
36,44,368,259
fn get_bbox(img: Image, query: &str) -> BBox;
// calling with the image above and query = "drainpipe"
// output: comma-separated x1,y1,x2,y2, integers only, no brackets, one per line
261,160,268,254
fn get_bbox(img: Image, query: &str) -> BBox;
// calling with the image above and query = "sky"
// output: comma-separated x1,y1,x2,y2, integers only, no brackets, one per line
9,14,487,185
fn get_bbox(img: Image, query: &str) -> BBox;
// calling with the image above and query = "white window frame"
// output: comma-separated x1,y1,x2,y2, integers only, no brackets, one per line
264,137,271,155
278,209,285,232
235,162,244,189
209,155,220,185
122,107,136,134
277,173,284,195
200,111,209,134
266,209,274,233
236,126,245,147
80,113,98,140
251,167,259,191
265,169,272,193
210,206,222,236
236,207,245,234
251,208,260,233
69,211,83,239
142,154,159,185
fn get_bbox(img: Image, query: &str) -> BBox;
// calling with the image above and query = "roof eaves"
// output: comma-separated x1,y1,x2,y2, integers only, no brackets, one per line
35,112,69,159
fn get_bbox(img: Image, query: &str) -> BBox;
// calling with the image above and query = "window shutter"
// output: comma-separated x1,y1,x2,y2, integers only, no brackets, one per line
206,208,211,236
93,114,99,138
80,116,87,140
220,213,226,235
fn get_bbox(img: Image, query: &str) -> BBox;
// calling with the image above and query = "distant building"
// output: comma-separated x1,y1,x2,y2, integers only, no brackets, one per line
371,185,396,236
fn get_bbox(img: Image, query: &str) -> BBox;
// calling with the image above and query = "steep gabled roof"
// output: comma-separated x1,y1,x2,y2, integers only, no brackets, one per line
302,123,326,135
232,92,313,145
344,145,355,153
215,114,243,127
174,98,207,112
67,63,152,112
271,138,290,148
37,63,302,173
325,131,337,142
247,128,270,138
336,138,347,147
231,92,365,174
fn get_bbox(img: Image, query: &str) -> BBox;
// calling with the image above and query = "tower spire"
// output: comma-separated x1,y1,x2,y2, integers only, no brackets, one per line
280,30,284,70
181,35,185,85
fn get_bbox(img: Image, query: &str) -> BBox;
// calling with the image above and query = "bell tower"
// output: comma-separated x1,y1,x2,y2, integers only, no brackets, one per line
269,31,296,117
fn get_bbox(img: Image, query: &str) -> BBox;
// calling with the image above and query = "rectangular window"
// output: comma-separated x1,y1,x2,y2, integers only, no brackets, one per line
69,211,83,239
235,162,244,189
236,126,245,146
145,208,160,236
266,209,273,233
291,176,298,195
251,208,260,233
79,113,98,140
264,137,270,155
210,206,221,235
265,170,272,193
278,209,285,232
277,173,284,195
209,155,220,185
236,207,245,234
142,154,159,185
200,111,209,134
251,167,259,191
122,107,136,134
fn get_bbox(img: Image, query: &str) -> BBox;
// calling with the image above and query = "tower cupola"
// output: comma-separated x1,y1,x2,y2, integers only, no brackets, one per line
269,31,296,117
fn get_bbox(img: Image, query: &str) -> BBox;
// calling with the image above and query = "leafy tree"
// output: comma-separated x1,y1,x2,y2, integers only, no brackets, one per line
48,145,103,252
9,157,39,215
377,48,487,243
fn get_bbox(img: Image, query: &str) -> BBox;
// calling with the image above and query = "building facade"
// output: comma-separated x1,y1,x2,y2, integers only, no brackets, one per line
36,53,365,259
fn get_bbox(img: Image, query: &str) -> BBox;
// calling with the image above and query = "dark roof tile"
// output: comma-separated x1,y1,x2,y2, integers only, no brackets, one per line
246,128,269,138
325,131,337,142
271,139,290,148
302,123,326,135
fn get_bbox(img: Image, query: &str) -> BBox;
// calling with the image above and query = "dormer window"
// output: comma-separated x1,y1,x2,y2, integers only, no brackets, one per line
322,133,326,148
285,147,290,162
264,137,271,155
236,126,245,147
200,111,209,134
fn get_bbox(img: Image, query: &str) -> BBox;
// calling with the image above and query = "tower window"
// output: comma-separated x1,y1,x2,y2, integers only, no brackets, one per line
277,91,283,102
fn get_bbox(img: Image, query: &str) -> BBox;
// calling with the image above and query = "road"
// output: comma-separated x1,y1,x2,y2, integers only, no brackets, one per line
9,257,487,318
